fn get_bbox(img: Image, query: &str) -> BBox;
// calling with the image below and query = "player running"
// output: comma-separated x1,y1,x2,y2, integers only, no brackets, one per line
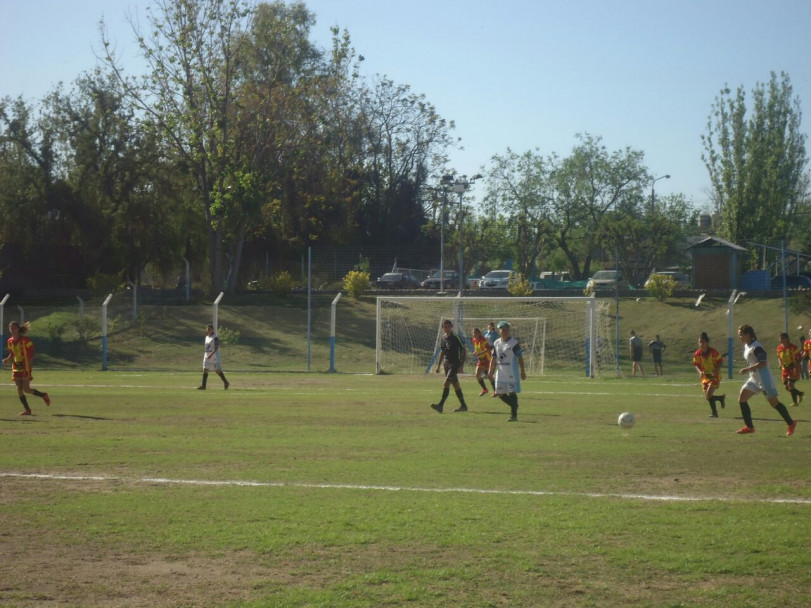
736,324,796,436
3,321,50,415
692,332,725,417
776,332,804,405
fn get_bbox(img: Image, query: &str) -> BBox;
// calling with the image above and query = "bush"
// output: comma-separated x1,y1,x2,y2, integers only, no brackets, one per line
267,271,297,297
644,275,676,302
218,325,241,345
508,273,534,296
343,270,371,299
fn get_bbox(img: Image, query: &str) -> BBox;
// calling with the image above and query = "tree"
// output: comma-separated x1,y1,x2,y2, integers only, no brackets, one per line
702,71,809,245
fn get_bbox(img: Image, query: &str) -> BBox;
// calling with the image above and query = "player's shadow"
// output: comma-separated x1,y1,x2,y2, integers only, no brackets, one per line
51,414,112,421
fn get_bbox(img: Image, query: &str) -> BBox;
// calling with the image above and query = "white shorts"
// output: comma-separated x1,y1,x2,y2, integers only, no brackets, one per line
741,378,778,400
203,353,222,371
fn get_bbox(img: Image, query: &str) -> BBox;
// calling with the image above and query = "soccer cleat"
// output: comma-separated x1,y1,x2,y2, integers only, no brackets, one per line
709,413,718,418
798,392,804,404
787,421,797,436
224,381,230,390
43,393,50,407
736,426,755,434
507,416,518,422
197,386,206,390
719,395,726,409
454,405,468,412
490,393,499,398
19,410,33,416
430,403,443,413
479,388,489,396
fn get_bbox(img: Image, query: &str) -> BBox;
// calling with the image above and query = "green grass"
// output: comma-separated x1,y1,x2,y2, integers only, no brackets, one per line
1,371,809,607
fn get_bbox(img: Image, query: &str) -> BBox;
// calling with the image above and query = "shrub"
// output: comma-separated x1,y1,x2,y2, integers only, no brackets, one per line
508,273,534,296
343,270,371,299
267,271,297,297
218,325,240,345
645,274,676,302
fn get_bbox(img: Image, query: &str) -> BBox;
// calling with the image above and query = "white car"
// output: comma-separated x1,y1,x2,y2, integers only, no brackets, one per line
479,270,519,290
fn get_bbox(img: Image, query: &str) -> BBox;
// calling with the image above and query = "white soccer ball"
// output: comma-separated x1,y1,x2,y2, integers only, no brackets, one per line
618,412,635,429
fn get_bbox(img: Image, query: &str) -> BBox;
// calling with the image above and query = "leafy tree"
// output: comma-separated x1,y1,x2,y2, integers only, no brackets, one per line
702,71,809,245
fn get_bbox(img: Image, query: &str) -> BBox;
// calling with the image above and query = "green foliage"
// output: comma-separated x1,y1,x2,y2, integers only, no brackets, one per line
343,270,370,298
507,273,534,296
644,274,676,302
266,270,296,297
86,270,126,298
702,71,808,244
217,325,240,345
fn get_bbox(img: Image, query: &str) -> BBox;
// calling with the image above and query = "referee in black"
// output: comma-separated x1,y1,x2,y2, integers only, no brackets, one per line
431,319,469,413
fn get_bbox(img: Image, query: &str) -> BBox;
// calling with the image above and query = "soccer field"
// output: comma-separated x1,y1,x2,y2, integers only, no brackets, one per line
1,371,809,607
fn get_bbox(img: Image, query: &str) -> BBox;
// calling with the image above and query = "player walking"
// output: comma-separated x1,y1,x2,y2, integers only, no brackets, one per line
488,320,526,422
692,332,725,417
198,324,230,390
471,327,495,396
431,319,468,413
736,324,796,436
3,321,50,415
776,332,804,405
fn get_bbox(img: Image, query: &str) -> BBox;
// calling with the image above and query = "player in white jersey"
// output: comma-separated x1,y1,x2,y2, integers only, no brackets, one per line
198,324,230,390
736,324,796,436
487,320,526,422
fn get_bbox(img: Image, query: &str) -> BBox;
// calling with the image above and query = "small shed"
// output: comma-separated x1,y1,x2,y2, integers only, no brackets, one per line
686,236,747,290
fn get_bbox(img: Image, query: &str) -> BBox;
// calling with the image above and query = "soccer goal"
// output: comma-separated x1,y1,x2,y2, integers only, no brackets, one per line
375,296,616,376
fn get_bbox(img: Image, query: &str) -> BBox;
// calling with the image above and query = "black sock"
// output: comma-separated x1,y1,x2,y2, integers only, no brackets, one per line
708,397,718,415
201,372,208,388
478,379,487,389
455,389,466,407
507,394,519,418
19,396,30,411
773,402,794,424
438,388,449,407
219,372,228,385
739,401,754,428
32,389,44,398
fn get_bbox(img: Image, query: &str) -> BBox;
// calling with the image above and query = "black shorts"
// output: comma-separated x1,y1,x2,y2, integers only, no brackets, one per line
444,361,461,382
632,349,643,362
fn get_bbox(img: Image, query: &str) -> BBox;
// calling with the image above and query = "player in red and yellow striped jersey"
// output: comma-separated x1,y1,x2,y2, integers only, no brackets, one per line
777,332,804,405
471,327,495,396
3,321,50,415
692,331,725,417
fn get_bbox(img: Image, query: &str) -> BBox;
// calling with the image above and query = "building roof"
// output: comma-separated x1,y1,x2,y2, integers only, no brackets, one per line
686,236,747,252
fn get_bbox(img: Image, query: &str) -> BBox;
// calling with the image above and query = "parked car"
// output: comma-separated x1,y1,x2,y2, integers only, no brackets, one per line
586,270,629,294
479,270,519,290
644,271,690,289
376,272,421,289
771,274,811,290
421,270,460,289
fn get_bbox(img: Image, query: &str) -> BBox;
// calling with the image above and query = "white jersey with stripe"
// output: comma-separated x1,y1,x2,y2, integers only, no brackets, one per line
492,336,522,395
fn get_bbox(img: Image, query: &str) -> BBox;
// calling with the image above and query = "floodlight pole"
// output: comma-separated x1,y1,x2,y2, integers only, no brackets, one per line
452,174,483,296
650,174,671,213
440,175,454,292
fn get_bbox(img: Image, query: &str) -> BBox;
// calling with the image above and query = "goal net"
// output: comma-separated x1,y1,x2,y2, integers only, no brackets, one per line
376,296,616,377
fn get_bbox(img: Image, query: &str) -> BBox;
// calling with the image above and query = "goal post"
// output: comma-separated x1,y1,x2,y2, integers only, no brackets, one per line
375,295,615,377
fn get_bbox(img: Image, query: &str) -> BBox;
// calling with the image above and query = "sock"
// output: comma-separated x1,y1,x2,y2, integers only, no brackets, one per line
438,388,449,407
507,394,519,418
739,401,754,428
455,389,467,407
478,378,487,390
708,397,718,415
32,389,44,398
201,372,208,388
19,396,30,411
790,388,799,403
219,372,228,385
773,402,794,424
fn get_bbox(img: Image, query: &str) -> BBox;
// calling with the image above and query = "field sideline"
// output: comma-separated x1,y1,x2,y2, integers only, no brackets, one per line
1,371,809,607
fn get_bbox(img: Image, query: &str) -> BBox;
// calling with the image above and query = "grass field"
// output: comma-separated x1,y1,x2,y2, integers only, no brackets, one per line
1,370,809,607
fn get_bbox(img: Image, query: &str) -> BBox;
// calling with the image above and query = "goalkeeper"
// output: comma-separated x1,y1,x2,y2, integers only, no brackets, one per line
488,321,527,422
431,319,469,413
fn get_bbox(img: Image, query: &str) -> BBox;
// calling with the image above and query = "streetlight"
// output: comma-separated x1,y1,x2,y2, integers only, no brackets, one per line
650,174,671,213
439,174,454,292
451,173,483,295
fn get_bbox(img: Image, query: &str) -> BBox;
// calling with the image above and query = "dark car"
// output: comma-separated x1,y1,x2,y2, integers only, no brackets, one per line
376,272,421,289
771,274,811,290
421,270,460,289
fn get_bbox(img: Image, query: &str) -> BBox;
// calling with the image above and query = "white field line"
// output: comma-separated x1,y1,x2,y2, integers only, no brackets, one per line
3,472,808,505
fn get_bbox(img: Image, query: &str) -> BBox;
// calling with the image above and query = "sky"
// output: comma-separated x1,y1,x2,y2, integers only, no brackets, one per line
2,0,811,211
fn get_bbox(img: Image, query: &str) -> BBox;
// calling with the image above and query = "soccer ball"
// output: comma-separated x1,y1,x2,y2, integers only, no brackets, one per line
618,412,635,429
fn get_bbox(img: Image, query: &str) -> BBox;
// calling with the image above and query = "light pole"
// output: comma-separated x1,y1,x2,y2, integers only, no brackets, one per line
439,174,454,292
452,174,483,296
650,174,671,213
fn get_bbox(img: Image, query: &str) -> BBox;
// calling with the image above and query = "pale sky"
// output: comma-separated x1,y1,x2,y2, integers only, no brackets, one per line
2,0,810,211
